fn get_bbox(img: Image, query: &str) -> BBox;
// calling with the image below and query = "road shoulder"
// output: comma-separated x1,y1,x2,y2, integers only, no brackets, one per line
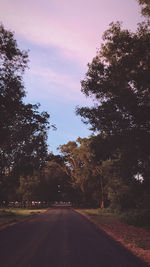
74,209,150,266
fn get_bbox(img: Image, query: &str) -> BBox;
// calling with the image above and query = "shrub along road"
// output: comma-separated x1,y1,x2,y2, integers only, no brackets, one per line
0,207,149,267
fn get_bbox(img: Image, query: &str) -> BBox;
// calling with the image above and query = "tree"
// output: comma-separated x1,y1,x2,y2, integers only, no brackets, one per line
0,23,27,177
0,24,51,199
76,21,150,190
11,103,50,177
58,138,103,207
138,0,150,17
18,172,40,206
40,159,74,203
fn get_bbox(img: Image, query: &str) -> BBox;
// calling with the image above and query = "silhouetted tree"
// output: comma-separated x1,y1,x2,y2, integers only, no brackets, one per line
0,24,51,199
76,21,150,192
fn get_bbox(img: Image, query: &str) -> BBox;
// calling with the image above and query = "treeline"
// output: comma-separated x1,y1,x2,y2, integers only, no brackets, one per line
58,136,150,212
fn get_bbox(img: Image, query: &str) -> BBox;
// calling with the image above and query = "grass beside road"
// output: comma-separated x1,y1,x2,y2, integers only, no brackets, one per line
0,208,47,226
77,209,150,265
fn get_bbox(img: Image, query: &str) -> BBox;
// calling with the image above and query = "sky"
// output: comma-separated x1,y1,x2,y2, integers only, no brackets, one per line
1,0,143,154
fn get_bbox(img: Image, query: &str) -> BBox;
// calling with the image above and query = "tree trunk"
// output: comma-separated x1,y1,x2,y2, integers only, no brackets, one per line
80,183,86,206
100,175,104,209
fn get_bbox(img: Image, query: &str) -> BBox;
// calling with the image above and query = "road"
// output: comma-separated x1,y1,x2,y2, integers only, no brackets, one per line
0,207,149,267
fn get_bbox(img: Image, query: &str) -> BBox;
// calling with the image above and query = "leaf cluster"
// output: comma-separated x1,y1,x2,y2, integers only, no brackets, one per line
138,0,150,17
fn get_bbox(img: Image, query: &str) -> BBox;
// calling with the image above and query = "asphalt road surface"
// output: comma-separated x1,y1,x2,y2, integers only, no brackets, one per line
0,207,149,267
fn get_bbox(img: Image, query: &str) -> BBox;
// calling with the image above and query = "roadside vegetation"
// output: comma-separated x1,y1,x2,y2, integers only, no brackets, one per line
78,208,150,231
0,208,47,227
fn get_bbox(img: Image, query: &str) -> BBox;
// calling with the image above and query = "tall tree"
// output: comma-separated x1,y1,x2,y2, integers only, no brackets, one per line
0,24,51,199
0,23,27,177
76,21,150,190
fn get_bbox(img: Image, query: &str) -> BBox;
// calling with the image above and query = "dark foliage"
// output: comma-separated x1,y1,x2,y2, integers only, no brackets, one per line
0,24,50,201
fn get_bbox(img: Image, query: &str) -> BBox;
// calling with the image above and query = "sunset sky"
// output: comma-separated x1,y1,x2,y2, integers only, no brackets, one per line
1,0,143,154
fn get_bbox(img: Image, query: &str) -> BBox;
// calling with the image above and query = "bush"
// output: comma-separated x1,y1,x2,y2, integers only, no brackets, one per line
119,209,150,229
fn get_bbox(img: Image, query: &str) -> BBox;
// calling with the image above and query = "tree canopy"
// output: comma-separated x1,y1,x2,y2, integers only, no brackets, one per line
138,0,150,17
58,137,104,207
0,24,51,201
76,21,150,187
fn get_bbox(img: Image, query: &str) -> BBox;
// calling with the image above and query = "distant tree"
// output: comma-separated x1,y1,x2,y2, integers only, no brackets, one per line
18,172,40,207
40,159,74,203
58,138,102,207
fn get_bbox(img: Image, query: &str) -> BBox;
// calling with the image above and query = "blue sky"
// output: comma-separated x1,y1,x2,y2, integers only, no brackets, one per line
1,0,143,154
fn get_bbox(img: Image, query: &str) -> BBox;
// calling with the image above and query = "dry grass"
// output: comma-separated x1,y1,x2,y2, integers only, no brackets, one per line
0,208,47,226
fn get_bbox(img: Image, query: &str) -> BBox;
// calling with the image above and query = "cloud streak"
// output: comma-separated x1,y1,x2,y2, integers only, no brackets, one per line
1,0,142,65
1,0,97,64
30,67,79,91
24,65,89,104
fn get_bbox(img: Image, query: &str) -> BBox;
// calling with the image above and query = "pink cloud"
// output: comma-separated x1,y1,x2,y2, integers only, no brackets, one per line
0,0,142,65
0,0,97,64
